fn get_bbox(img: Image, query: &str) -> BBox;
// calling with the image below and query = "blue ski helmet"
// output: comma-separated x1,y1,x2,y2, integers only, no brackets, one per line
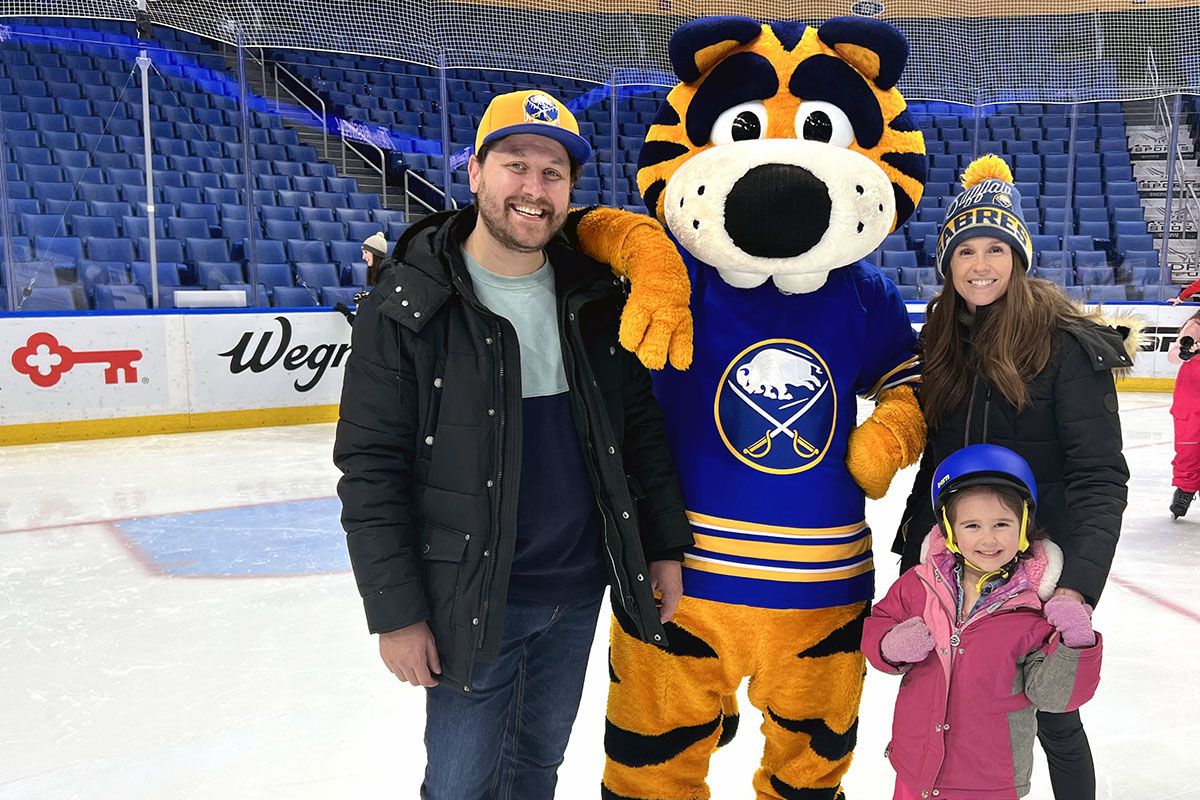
931,444,1038,555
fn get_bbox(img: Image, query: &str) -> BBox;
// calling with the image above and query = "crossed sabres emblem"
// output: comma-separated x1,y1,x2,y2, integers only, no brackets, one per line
718,342,834,471
524,93,560,124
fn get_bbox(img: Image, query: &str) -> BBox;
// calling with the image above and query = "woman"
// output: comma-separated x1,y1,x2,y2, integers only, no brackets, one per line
1168,308,1200,518
361,231,389,287
337,232,390,324
892,155,1132,800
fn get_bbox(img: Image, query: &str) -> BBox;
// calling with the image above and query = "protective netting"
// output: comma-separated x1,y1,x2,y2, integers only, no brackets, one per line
2,1,1199,102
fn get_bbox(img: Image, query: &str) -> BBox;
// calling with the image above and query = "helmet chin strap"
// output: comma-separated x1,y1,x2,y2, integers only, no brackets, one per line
941,503,1030,592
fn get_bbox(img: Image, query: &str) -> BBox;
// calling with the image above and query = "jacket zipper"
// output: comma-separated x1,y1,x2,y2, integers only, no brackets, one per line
981,386,992,444
559,294,629,615
475,323,504,652
963,374,979,448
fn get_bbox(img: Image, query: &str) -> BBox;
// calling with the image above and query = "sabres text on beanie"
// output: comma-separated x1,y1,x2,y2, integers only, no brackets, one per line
936,155,1032,277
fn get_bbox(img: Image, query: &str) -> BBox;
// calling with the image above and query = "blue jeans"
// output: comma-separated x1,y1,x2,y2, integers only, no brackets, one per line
421,593,604,800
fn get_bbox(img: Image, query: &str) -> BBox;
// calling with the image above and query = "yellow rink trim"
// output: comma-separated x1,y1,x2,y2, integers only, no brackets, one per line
0,405,340,446
1117,377,1173,393
691,531,871,563
685,553,875,583
687,510,866,538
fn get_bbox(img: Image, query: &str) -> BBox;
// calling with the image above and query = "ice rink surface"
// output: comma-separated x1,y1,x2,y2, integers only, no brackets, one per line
2,392,1194,799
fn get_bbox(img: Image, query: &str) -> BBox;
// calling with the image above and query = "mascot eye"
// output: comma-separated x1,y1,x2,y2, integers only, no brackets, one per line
710,102,768,145
794,102,854,147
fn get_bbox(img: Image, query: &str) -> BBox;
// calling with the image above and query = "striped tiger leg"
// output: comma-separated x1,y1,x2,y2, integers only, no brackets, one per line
746,602,869,800
602,596,745,800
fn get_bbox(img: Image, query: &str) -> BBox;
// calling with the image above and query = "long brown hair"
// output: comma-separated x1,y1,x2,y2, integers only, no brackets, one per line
922,261,1090,427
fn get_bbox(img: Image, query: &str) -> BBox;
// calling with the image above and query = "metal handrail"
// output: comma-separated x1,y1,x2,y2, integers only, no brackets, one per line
1146,49,1200,271
403,168,449,219
273,62,328,158
340,131,388,207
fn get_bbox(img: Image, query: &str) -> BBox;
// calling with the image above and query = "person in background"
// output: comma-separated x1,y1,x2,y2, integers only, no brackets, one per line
335,232,390,323
1168,308,1200,519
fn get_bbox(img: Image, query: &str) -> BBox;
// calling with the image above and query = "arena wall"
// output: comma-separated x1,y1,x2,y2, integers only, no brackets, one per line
0,302,1186,445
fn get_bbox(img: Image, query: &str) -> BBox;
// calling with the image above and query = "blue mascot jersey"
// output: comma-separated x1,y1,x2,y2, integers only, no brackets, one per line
653,255,921,610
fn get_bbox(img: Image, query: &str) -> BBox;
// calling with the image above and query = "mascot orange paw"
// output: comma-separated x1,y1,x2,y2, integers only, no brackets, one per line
846,385,925,499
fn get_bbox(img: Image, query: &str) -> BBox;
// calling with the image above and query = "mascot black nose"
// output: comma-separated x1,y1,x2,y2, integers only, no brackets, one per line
724,164,831,258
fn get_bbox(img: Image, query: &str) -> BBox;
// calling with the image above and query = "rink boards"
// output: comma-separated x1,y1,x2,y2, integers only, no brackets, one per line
0,302,1189,445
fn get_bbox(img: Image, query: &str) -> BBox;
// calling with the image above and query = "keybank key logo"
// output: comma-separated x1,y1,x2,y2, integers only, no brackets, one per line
11,332,142,388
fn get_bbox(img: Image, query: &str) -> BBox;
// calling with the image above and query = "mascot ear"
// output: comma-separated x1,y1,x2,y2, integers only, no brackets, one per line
669,16,763,83
816,17,908,90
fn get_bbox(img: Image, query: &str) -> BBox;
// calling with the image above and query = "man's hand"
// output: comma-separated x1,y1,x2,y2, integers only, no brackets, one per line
649,560,683,623
379,621,441,687
1169,296,1183,306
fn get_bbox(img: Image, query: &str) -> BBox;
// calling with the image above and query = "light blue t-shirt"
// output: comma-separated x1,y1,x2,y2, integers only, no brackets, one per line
460,247,606,603
461,248,568,399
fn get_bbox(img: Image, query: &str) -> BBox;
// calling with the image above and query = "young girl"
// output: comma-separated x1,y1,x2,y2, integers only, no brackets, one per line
864,444,1103,800
1168,309,1200,519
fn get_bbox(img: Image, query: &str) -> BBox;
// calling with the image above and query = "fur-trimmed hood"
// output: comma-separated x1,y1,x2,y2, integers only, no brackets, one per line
1087,310,1145,377
919,525,1063,602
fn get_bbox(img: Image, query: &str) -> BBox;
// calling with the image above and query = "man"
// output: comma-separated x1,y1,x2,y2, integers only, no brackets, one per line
333,89,692,799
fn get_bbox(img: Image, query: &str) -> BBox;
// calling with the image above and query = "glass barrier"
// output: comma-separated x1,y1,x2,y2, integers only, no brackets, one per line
1,14,1196,314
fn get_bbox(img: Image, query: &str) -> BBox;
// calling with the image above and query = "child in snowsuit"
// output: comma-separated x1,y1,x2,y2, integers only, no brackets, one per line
863,444,1103,799
1169,310,1200,519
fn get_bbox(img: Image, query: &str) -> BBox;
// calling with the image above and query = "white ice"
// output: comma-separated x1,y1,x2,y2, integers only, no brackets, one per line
0,393,1193,799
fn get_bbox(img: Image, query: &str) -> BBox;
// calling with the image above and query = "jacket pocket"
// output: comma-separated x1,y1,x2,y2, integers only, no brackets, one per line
418,522,469,562
626,474,645,500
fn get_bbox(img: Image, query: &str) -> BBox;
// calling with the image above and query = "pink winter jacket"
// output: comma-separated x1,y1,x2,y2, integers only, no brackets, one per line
862,528,1103,799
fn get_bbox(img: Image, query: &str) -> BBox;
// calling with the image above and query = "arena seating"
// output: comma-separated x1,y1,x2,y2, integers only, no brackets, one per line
0,16,1184,310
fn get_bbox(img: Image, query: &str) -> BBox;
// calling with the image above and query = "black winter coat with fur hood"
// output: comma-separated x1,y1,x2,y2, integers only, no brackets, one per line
893,314,1133,605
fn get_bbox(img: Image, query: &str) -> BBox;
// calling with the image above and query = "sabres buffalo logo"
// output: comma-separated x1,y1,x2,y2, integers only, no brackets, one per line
714,339,837,474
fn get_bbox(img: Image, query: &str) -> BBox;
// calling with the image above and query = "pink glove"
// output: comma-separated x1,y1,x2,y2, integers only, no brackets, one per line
881,617,936,665
1044,595,1096,648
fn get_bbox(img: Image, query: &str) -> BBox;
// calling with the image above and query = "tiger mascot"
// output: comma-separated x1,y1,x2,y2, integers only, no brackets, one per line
570,14,929,800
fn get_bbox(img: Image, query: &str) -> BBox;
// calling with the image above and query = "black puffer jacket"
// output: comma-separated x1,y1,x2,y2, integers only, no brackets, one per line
333,207,692,691
894,316,1132,604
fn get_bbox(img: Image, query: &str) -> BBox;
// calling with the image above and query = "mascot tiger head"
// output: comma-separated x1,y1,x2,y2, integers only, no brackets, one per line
637,16,927,294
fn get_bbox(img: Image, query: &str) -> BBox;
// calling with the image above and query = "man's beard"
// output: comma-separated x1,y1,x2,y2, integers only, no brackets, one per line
475,188,567,254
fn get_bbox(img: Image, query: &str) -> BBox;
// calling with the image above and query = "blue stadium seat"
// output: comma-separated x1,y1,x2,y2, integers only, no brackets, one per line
1076,266,1115,286
334,208,370,224
20,287,80,311
1121,250,1159,271
265,219,305,240
307,220,346,241
1073,251,1108,268
164,217,208,240
901,267,938,286
94,284,149,310
1086,285,1127,303
1037,251,1071,269
35,236,84,266
196,262,244,289
262,206,300,222
342,263,369,286
1129,267,1162,286
86,238,135,263
881,250,918,269
322,286,360,306
247,263,293,288
272,286,320,307
287,239,330,264
296,262,339,287
186,238,231,264
130,261,183,289
1032,267,1070,285
347,221,384,242
135,238,185,263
